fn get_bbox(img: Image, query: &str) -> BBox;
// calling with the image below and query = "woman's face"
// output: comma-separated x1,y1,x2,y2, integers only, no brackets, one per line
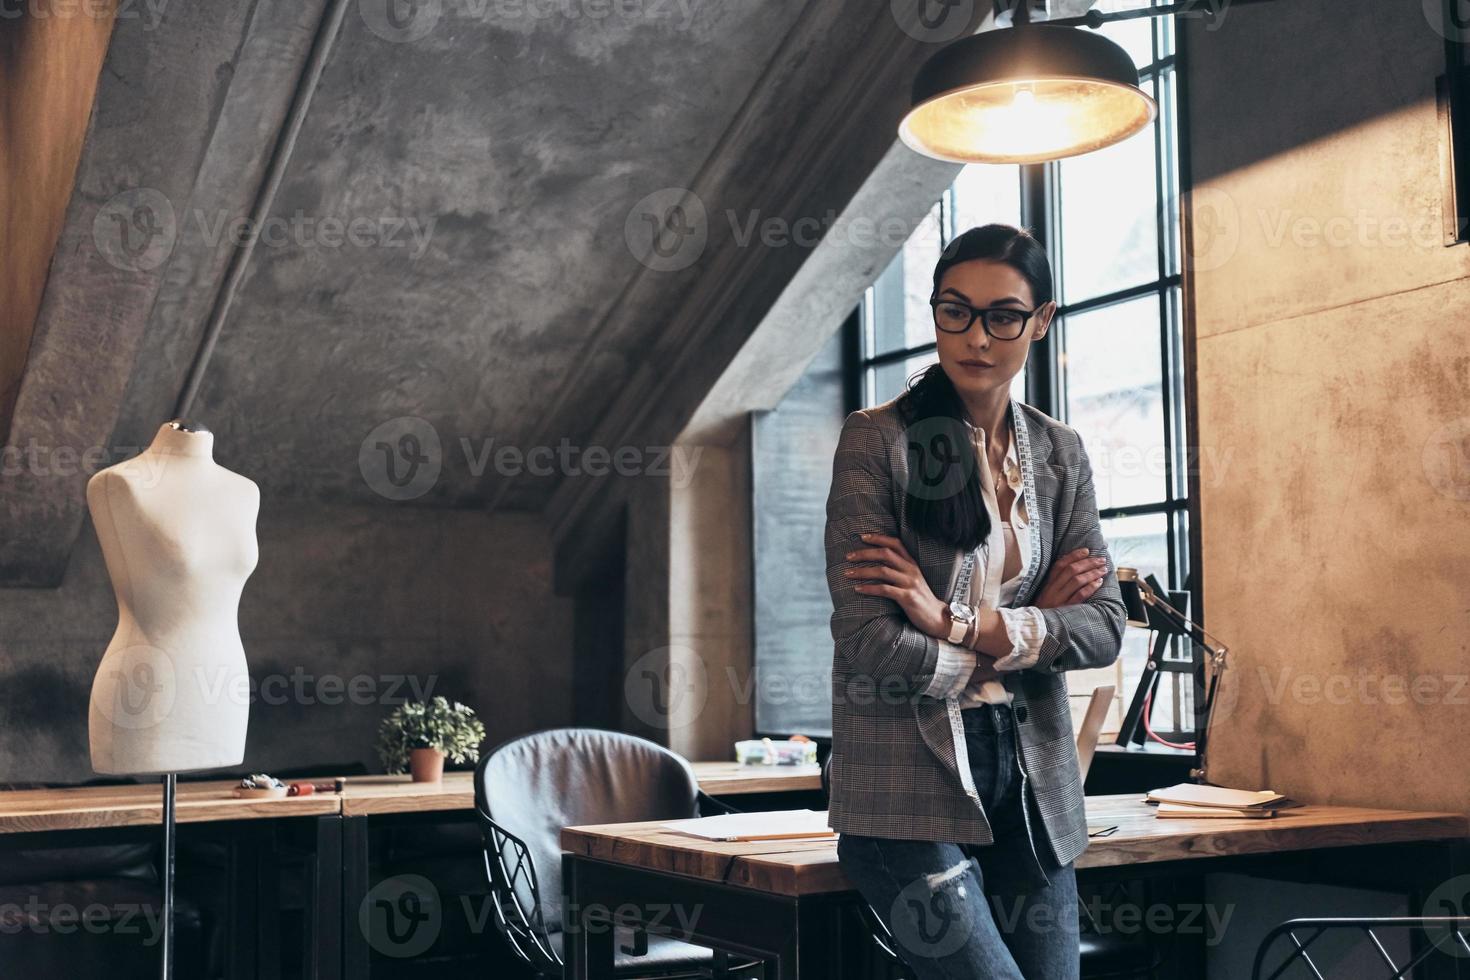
933,258,1054,403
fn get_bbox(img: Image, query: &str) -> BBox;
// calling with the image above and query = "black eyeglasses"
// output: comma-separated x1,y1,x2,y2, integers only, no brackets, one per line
930,298,1042,341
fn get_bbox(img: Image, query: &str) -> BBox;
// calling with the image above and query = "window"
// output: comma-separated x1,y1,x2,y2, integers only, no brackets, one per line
851,6,1197,740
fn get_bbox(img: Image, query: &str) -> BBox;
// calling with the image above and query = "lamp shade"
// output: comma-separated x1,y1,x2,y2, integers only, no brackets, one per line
899,25,1158,165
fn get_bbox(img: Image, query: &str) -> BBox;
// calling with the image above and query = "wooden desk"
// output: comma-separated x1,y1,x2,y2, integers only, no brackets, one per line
0,763,819,980
331,762,819,817
338,772,474,816
0,779,340,834
0,778,346,980
690,762,822,796
333,762,817,977
559,796,1470,978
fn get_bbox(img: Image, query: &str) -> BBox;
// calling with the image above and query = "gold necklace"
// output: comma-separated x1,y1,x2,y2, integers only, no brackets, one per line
991,438,1010,497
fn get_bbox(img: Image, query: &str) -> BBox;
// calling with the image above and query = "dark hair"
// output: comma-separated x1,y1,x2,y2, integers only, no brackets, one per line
896,224,1054,552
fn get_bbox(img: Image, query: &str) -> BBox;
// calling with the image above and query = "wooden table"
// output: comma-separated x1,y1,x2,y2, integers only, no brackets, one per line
0,762,808,830
0,778,341,833
330,762,821,817
688,762,822,796
331,762,820,977
0,778,347,980
559,795,1470,979
0,762,814,980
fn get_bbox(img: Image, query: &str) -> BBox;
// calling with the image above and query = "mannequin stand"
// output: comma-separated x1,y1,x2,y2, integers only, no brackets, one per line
161,773,176,980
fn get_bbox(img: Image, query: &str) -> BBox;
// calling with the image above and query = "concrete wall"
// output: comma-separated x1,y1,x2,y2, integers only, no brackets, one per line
0,503,573,783
1185,0,1470,821
1183,1,1470,971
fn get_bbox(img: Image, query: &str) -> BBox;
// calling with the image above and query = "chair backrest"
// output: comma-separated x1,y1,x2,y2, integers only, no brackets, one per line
1075,685,1115,784
475,727,701,933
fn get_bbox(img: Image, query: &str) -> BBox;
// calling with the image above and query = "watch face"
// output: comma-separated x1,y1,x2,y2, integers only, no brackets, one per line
948,601,974,623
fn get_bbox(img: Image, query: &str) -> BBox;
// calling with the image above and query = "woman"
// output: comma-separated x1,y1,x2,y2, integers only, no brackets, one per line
825,224,1126,979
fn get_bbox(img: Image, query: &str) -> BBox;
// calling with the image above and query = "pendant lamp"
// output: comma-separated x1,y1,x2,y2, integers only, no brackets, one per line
900,24,1158,164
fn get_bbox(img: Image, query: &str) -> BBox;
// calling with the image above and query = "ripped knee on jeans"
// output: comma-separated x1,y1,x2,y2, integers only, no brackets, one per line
924,858,973,893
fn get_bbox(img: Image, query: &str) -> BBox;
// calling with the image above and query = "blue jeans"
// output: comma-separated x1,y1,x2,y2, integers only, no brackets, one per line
836,701,1081,979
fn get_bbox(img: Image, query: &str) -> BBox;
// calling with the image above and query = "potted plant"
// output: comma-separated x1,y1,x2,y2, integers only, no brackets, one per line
376,697,486,782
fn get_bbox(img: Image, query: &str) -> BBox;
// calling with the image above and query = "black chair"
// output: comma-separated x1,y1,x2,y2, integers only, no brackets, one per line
1252,915,1470,979
473,728,759,979
819,755,1158,979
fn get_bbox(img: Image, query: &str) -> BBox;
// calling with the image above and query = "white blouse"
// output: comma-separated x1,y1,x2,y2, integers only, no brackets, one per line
921,413,1049,706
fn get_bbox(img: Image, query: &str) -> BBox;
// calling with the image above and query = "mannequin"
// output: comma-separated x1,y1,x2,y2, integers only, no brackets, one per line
87,419,260,775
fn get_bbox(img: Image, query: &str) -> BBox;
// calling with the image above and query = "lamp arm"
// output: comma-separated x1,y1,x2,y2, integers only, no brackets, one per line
1043,0,1284,29
1142,592,1230,666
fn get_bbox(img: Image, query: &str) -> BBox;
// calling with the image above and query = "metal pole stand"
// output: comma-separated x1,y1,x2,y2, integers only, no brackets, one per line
162,772,176,980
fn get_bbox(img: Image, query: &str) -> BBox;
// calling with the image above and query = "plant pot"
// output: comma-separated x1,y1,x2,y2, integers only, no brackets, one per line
409,748,445,783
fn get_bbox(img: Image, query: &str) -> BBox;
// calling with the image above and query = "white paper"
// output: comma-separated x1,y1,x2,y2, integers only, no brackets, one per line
661,809,836,841
1146,782,1286,808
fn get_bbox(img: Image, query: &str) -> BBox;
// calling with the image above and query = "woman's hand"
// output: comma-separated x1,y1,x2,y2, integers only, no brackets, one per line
844,533,949,638
1034,547,1110,609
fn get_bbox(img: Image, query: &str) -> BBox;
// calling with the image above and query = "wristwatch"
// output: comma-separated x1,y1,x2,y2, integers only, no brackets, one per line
946,601,977,643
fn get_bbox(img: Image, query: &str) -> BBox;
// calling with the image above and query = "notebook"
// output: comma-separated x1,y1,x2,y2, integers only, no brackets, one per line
1146,783,1291,809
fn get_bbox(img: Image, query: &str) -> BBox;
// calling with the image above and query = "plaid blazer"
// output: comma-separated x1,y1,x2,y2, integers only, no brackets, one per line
824,394,1126,868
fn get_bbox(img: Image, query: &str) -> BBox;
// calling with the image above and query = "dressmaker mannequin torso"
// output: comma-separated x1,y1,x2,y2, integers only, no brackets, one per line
87,421,260,775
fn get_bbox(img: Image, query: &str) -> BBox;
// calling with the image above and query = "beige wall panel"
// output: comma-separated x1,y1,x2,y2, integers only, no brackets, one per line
1196,277,1470,813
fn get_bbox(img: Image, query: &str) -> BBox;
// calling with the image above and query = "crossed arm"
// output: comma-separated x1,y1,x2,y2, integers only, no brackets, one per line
825,410,1126,700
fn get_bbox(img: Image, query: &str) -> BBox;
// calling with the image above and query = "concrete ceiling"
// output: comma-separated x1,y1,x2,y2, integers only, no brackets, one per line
0,0,994,585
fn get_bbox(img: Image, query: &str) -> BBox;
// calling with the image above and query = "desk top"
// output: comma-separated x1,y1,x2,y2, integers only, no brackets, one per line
0,780,340,834
336,763,821,816
0,761,819,832
687,762,822,795
561,794,1470,897
340,773,476,816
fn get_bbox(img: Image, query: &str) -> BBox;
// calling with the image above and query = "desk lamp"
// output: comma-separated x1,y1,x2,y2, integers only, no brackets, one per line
1116,567,1232,784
